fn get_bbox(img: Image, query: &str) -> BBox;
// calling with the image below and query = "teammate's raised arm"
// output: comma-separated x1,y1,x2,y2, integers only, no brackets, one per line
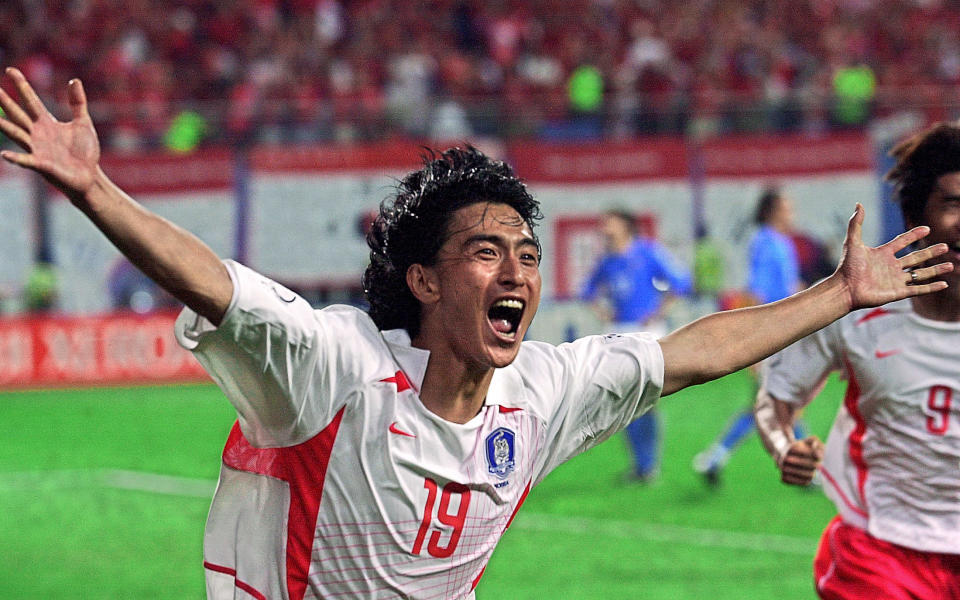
0,67,232,324
657,203,951,396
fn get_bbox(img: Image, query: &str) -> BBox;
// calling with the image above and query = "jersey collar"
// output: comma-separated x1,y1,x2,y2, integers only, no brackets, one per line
381,328,430,394
380,327,527,410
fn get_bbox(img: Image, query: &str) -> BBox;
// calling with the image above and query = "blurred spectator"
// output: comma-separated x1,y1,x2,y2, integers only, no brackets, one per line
23,261,58,312
108,259,179,313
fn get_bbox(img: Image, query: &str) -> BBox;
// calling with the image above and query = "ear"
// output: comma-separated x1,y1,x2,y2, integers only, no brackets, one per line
406,263,440,304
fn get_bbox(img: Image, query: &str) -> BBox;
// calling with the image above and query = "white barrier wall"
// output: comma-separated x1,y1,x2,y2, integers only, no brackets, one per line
48,151,237,314
0,165,35,307
15,135,879,317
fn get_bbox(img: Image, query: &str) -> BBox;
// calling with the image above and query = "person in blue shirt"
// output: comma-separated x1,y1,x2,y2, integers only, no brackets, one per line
582,209,692,482
694,186,809,486
747,188,802,304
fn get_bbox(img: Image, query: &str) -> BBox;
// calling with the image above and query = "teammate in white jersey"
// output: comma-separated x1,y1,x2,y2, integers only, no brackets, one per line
755,122,960,599
0,67,952,600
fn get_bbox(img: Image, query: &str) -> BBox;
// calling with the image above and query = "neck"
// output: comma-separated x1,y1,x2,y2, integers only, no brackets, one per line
418,353,494,424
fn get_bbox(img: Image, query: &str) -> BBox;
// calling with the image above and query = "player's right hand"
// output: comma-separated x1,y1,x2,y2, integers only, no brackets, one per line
0,67,100,202
779,436,824,487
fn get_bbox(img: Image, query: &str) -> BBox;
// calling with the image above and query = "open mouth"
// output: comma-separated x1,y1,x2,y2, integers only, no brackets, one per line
488,298,525,340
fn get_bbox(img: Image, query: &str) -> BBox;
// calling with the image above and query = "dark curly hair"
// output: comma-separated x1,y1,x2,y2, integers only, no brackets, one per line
886,122,960,226
362,146,542,337
754,186,784,225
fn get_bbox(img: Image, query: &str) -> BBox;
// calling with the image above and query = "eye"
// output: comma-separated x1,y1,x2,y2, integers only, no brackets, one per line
521,252,539,265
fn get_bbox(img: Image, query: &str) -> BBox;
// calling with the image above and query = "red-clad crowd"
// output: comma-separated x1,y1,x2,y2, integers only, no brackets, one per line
2,0,959,150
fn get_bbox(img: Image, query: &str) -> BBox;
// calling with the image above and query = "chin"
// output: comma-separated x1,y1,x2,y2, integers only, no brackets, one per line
485,341,523,369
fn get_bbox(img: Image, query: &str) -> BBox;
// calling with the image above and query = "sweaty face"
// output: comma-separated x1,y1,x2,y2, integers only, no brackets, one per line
915,171,960,289
421,202,541,370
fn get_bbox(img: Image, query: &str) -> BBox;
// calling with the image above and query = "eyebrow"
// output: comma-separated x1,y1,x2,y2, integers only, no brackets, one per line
464,234,539,253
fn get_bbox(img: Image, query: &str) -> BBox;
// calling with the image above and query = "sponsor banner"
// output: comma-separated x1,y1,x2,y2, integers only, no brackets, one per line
249,140,425,174
99,150,235,194
507,139,689,183
0,311,208,389
700,133,873,178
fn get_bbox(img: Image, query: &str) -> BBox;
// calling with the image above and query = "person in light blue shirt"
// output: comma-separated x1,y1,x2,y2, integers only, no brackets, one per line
694,187,808,486
747,193,801,304
582,210,692,482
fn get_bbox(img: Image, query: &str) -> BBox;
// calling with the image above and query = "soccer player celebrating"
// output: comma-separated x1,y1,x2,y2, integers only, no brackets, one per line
754,122,960,598
0,68,952,600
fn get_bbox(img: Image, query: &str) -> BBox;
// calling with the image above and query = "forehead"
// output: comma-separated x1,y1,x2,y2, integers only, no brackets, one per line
934,172,960,195
444,202,532,240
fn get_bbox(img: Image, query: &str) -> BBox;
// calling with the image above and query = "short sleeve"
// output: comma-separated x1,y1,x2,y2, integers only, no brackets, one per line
175,260,372,447
763,320,842,406
522,332,664,484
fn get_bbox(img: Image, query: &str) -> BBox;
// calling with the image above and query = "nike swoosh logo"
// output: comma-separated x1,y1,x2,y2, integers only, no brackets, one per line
875,349,901,359
389,422,416,438
272,285,297,303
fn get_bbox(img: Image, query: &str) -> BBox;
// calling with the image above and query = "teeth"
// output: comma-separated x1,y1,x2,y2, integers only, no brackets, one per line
492,299,524,310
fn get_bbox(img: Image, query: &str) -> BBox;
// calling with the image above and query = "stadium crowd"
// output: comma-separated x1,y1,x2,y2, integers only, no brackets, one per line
1,0,960,149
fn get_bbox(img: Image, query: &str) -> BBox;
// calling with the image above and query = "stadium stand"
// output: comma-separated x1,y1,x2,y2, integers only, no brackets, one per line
2,0,960,150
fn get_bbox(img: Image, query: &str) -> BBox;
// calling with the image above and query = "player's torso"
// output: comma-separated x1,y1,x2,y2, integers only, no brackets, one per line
308,369,545,599
824,305,960,552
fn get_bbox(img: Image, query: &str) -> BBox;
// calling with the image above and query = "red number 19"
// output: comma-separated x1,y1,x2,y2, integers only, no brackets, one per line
412,478,471,558
925,385,953,435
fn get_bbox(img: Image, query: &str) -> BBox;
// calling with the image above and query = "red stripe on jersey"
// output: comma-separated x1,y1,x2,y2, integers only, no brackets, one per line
203,562,267,600
498,406,523,413
841,360,870,511
221,406,346,600
381,371,412,392
503,480,532,531
818,466,868,518
471,480,533,592
855,307,890,325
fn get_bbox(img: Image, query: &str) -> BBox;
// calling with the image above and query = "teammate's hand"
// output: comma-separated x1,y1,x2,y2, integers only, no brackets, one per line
0,67,100,202
779,436,824,487
835,203,952,309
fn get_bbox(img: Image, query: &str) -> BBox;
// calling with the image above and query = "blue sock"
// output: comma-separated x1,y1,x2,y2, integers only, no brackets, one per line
625,411,660,476
719,411,755,451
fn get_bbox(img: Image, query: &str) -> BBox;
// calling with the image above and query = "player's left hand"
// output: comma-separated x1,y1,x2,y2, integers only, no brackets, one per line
836,204,952,310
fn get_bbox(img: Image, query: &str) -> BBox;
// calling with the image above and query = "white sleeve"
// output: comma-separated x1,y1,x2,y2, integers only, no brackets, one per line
763,320,842,406
174,260,367,447
526,332,664,484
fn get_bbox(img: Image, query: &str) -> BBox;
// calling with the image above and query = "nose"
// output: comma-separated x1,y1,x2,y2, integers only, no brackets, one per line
498,252,525,287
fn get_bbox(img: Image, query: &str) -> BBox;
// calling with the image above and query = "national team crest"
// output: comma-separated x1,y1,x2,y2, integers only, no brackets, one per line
485,427,516,479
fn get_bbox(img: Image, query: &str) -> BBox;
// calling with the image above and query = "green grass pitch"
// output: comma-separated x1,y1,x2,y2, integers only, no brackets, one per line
0,371,840,598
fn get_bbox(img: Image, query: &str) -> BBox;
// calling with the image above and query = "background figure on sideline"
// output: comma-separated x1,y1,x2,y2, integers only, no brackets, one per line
581,210,692,482
755,122,960,599
693,187,807,486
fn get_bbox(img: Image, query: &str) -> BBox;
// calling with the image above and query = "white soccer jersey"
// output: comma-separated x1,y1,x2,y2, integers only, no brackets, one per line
175,261,664,600
764,299,960,554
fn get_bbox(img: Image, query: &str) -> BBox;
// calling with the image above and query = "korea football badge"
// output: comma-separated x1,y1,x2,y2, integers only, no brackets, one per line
485,427,516,480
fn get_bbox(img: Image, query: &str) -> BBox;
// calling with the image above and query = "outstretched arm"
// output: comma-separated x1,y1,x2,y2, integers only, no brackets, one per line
658,204,951,396
0,68,232,324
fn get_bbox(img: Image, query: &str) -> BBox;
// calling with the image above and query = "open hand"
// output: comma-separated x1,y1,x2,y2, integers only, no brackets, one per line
836,204,952,309
0,67,100,202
